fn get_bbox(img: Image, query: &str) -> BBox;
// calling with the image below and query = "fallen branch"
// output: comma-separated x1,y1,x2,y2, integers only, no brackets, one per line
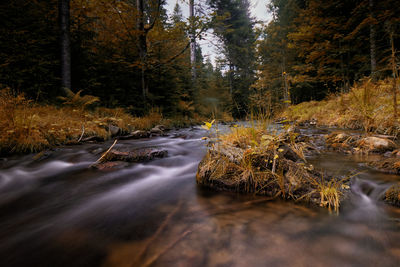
90,139,118,167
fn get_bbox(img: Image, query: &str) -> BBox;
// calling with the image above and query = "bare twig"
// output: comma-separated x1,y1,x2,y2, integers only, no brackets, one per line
78,125,85,142
90,139,118,167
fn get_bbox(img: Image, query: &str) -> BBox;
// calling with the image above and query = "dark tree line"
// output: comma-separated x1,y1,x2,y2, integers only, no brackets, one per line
0,0,259,118
254,0,400,109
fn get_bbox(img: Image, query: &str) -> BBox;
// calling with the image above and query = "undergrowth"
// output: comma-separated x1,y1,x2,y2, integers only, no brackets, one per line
0,89,205,155
283,78,400,136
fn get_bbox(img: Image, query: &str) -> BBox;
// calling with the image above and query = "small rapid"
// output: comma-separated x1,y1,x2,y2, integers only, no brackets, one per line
0,126,399,266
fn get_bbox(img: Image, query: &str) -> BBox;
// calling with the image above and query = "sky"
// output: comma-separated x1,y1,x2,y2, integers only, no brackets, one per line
165,0,272,63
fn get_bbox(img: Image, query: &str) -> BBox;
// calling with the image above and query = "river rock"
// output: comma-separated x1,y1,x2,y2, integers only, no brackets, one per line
327,132,351,143
287,125,301,134
104,148,168,162
108,125,121,136
392,149,400,157
150,125,165,135
384,183,400,207
33,150,53,162
154,125,167,131
367,158,400,174
356,137,396,152
119,130,150,140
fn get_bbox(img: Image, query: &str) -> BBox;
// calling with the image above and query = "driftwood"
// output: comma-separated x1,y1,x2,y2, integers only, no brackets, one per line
90,139,118,167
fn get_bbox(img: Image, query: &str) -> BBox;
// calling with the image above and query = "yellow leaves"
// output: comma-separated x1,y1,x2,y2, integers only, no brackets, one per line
341,184,350,190
201,119,215,131
274,154,279,160
278,148,284,152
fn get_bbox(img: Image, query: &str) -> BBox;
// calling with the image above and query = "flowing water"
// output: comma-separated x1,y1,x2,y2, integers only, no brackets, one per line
0,126,400,267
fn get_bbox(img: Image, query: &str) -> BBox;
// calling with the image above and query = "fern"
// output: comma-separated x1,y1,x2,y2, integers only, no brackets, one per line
58,89,99,109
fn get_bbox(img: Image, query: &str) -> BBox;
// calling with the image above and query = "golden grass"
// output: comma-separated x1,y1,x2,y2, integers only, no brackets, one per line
0,89,203,155
197,123,348,211
283,78,400,135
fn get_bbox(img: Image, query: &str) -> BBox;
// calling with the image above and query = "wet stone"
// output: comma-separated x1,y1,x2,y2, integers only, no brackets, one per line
104,149,168,162
108,125,121,136
119,130,150,140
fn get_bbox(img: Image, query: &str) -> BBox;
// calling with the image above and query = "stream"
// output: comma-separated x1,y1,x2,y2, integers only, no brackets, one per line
0,126,400,266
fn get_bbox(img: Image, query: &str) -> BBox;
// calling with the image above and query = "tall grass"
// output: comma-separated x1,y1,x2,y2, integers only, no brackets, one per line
0,89,200,155
283,78,400,135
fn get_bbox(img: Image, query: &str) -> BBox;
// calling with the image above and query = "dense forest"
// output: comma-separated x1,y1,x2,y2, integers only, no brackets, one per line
0,0,399,118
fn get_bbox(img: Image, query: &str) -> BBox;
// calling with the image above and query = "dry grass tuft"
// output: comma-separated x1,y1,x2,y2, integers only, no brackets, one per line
197,124,348,212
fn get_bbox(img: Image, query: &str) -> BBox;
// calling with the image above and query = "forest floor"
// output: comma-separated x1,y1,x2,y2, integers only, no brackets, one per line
282,78,400,137
0,89,209,155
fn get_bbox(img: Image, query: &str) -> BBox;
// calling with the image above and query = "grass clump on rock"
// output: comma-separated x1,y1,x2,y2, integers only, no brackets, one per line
196,122,349,212
384,183,400,207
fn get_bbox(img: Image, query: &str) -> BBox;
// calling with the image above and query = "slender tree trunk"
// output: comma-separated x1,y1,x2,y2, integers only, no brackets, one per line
369,0,377,79
189,0,196,81
59,0,71,95
390,31,398,119
137,0,148,99
229,63,233,95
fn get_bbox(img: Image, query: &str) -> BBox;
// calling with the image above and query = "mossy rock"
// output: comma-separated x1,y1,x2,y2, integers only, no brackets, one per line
384,184,400,207
367,158,400,174
196,144,348,212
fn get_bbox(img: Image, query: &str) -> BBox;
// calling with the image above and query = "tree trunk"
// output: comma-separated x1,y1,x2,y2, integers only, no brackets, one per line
137,0,148,99
59,0,71,95
229,63,233,95
390,31,398,119
189,0,196,82
369,0,377,79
